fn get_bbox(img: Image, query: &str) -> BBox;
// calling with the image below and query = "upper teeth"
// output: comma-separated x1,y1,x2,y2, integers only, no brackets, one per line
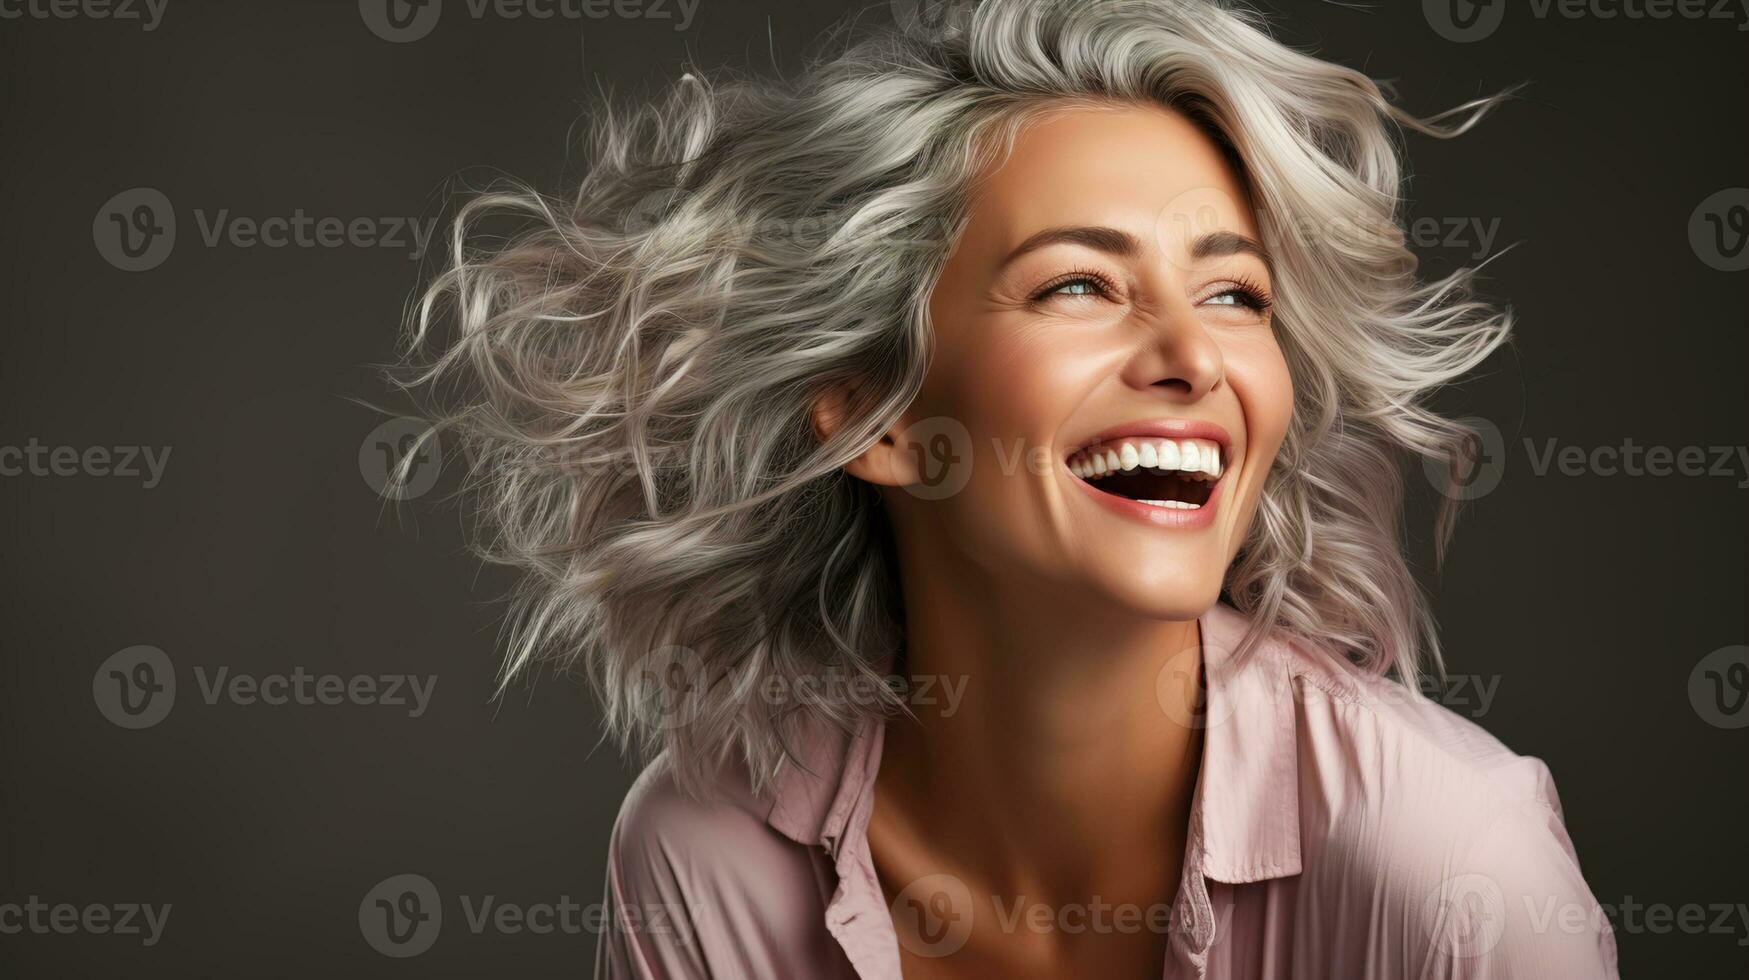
1068,439,1223,480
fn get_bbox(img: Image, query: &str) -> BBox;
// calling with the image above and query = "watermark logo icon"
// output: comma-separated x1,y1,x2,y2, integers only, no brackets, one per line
1425,0,1505,42
94,188,175,272
1689,645,1749,730
1155,642,1241,730
1154,186,1235,274
93,645,176,730
360,0,442,42
360,417,443,500
628,645,706,731
889,0,974,42
1689,188,1749,272
625,187,690,235
360,873,442,957
1424,416,1506,501
891,873,974,957
1424,873,1507,958
898,416,973,501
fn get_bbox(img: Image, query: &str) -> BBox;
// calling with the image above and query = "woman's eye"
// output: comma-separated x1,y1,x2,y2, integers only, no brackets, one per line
1043,277,1104,299
1202,287,1270,312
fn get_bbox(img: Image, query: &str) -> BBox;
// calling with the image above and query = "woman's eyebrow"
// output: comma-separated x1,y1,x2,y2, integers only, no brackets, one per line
1001,225,1141,266
999,225,1272,276
1192,230,1273,275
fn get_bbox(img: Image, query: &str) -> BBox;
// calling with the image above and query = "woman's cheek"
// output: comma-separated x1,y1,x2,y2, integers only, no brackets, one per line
941,316,1100,436
1234,331,1294,451
1228,337,1295,524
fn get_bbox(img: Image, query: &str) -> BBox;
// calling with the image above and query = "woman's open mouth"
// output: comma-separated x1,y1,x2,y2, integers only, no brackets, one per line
1066,436,1228,526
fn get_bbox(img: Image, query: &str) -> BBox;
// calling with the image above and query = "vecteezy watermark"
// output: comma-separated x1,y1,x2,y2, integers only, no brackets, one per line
1393,216,1504,261
1152,186,1505,270
457,894,697,941
0,439,171,488
890,874,976,957
1690,188,1749,272
91,188,174,272
1425,0,1749,42
627,644,706,732
93,188,437,272
1413,673,1502,718
889,0,975,42
360,874,442,958
986,894,1226,939
1426,873,1749,953
92,646,177,730
898,416,975,501
1523,438,1749,488
0,897,172,948
758,670,969,717
358,873,700,958
92,646,439,729
360,417,443,501
623,187,960,249
1273,211,1505,262
1424,419,1749,500
626,643,970,729
1573,896,1749,945
1423,874,1510,958
1423,417,1508,502
358,0,699,43
1422,0,1508,42
890,874,1231,959
1689,645,1749,730
192,666,437,717
1156,642,1236,730
0,0,167,30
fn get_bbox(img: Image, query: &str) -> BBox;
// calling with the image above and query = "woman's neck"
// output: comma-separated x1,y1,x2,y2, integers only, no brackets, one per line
870,542,1206,918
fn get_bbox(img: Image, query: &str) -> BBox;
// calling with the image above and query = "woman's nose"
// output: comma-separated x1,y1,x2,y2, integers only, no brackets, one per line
1119,304,1226,401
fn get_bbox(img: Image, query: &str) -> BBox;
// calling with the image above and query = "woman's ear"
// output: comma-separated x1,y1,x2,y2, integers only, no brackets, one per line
811,384,921,488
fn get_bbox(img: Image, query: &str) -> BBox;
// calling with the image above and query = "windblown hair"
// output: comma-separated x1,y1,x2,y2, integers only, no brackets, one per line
398,0,1512,796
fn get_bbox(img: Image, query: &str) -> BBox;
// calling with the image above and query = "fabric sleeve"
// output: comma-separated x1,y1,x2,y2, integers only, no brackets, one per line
1423,761,1620,980
594,808,714,980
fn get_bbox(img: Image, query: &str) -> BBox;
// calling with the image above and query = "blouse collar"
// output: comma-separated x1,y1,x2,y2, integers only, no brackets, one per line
764,600,1306,886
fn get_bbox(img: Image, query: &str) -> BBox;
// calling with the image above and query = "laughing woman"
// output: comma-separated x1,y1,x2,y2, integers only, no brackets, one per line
400,1,1618,976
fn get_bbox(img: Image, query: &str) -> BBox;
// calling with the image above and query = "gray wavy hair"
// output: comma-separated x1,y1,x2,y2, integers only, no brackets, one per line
398,0,1512,796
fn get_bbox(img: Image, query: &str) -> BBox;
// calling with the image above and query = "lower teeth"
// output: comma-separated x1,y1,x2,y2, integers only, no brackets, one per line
1136,499,1200,510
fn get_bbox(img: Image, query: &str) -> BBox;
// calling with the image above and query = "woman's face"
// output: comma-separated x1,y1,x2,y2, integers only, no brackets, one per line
882,102,1294,621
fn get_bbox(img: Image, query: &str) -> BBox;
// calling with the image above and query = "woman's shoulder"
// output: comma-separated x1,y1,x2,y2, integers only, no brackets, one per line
1204,604,1558,814
1279,637,1563,816
1271,636,1619,973
600,755,844,975
608,753,804,882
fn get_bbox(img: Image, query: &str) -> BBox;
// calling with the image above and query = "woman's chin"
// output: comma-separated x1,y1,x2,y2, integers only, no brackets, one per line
1086,573,1225,626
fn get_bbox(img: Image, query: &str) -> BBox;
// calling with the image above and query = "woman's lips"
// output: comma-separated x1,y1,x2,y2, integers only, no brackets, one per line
1068,418,1232,463
1063,418,1235,529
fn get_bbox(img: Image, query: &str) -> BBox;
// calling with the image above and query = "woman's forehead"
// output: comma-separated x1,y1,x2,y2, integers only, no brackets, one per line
958,104,1261,264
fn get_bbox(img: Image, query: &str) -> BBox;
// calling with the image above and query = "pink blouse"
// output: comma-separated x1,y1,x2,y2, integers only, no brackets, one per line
596,602,1620,978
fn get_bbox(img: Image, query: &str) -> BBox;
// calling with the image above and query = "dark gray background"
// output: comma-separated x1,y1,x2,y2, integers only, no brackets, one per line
2,0,1745,975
